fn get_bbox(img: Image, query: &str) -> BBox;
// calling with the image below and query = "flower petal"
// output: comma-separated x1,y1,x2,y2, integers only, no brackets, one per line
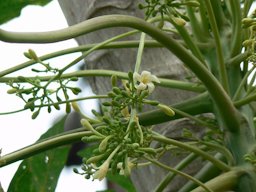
150,74,160,83
136,83,147,91
147,82,155,93
133,72,141,82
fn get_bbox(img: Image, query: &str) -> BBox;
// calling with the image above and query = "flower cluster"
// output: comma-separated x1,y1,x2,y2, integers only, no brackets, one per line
75,71,175,181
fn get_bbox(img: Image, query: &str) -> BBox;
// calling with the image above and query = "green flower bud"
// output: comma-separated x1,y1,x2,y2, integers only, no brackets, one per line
66,103,71,113
242,18,255,28
112,87,121,94
53,103,60,110
7,88,18,94
173,17,186,26
71,102,81,113
28,49,39,62
111,75,118,87
99,135,113,152
32,110,40,119
86,154,105,164
71,87,82,95
107,91,116,98
158,104,175,117
70,77,79,81
47,106,52,113
243,39,254,47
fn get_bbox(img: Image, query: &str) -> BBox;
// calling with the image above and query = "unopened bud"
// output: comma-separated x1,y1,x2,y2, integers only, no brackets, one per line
99,135,113,152
7,88,18,94
86,154,105,164
158,104,175,117
28,49,39,62
173,17,186,26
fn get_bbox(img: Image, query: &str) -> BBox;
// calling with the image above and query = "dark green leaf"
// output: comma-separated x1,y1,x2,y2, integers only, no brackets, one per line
8,116,70,192
0,0,52,25
106,173,136,192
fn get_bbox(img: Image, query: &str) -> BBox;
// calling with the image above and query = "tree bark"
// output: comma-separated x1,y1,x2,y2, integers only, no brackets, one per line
58,0,205,191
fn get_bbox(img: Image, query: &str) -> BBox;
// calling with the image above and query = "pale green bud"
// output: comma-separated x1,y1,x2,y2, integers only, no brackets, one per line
158,104,175,117
7,88,18,94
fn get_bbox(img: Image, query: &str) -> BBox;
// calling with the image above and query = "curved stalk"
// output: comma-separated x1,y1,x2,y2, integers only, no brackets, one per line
154,152,199,192
145,156,213,192
152,133,230,172
0,14,239,132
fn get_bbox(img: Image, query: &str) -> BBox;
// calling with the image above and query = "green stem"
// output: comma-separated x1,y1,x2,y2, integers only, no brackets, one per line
139,92,211,126
134,33,146,72
144,156,213,192
226,51,251,68
1,69,205,92
235,91,256,107
204,0,229,93
152,133,230,172
154,152,199,192
0,15,239,132
229,0,242,57
171,107,217,129
0,131,91,167
0,40,161,77
232,66,255,101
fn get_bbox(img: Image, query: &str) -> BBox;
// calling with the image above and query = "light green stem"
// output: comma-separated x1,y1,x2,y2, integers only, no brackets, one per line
152,133,230,171
135,33,146,72
204,0,229,93
1,69,205,92
0,131,91,167
154,152,199,192
145,156,213,192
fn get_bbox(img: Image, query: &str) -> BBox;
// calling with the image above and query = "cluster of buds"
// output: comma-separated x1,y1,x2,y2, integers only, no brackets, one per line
74,71,175,181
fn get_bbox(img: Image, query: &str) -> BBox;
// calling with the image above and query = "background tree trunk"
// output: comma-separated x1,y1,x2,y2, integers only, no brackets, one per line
58,1,205,191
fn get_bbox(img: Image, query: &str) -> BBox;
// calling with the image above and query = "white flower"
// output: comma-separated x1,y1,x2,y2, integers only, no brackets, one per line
133,71,160,94
93,160,109,181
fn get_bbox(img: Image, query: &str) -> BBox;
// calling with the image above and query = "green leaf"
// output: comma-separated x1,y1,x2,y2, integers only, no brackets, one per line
0,0,52,25
8,116,70,192
106,173,136,192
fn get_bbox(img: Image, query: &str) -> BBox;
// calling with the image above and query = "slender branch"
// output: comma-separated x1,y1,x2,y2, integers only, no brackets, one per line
204,0,229,93
0,15,240,132
152,133,230,172
0,131,91,167
0,69,205,92
134,32,146,72
145,156,214,192
229,0,242,57
154,152,199,192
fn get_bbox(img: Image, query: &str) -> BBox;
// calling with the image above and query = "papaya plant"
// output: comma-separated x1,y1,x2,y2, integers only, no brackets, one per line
1,0,256,191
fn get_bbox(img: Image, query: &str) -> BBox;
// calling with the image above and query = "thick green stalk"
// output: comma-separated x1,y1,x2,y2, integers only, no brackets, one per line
0,131,91,167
